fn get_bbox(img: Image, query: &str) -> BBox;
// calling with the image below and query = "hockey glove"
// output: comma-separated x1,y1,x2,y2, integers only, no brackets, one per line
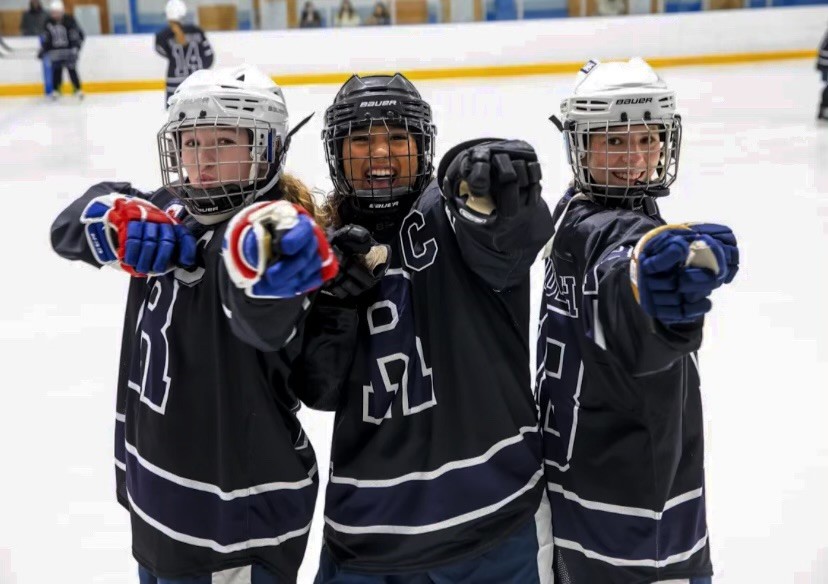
630,224,734,325
323,224,390,299
438,138,542,226
223,200,338,298
687,223,739,284
80,194,196,277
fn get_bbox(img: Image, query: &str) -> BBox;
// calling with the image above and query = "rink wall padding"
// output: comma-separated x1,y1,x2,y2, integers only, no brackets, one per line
1,5,825,97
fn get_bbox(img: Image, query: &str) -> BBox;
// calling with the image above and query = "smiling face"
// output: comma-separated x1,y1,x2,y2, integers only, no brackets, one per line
179,127,253,188
585,123,663,187
340,124,419,191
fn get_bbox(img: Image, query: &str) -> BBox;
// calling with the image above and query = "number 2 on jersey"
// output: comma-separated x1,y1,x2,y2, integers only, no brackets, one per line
363,270,436,424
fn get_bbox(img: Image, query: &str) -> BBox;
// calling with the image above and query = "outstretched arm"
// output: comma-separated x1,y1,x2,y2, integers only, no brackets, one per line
219,199,339,352
438,138,554,290
587,221,738,375
51,182,195,275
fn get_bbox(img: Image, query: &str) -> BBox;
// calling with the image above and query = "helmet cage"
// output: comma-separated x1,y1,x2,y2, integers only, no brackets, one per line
158,115,285,217
323,115,434,213
563,114,682,199
322,73,436,215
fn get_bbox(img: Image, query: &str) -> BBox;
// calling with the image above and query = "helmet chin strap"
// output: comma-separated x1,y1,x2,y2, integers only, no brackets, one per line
352,184,412,201
191,208,236,225
187,170,282,226
188,171,283,226
584,179,670,204
339,192,417,244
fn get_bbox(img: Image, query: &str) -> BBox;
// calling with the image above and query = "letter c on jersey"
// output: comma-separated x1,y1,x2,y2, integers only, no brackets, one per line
400,210,438,272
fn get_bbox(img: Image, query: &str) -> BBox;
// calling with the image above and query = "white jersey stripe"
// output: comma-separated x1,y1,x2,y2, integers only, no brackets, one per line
125,441,316,499
553,532,708,568
325,469,544,535
330,425,539,487
547,482,703,519
128,492,311,553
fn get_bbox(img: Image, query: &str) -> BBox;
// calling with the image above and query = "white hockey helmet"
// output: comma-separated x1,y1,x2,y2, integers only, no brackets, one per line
158,65,291,223
165,0,187,21
556,57,682,200
49,0,65,13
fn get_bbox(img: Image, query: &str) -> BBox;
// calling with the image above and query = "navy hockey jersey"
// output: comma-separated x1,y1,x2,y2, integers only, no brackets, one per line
50,182,351,581
535,188,712,583
40,14,83,62
321,179,555,571
154,24,213,97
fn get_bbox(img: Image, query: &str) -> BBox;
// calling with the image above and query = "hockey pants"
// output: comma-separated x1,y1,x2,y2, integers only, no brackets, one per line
52,57,81,93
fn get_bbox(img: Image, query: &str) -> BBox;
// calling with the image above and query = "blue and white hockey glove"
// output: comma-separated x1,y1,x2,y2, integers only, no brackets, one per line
438,138,542,226
223,200,338,298
80,194,197,277
630,223,737,324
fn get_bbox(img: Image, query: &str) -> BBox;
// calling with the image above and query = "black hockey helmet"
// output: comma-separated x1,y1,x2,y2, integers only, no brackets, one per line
322,73,436,216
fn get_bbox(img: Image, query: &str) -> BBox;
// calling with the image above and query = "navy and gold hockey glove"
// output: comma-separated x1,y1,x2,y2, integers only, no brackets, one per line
687,223,739,283
631,223,738,324
438,138,542,226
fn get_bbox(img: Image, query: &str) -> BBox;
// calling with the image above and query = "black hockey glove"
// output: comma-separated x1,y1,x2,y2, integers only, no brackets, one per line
323,224,390,300
438,138,543,226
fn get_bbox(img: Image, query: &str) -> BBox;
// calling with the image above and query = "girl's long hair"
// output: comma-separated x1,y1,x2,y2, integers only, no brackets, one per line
169,20,186,45
277,173,331,227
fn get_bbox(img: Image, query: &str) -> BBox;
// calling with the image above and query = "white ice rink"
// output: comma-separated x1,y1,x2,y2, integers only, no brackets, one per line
1,59,827,584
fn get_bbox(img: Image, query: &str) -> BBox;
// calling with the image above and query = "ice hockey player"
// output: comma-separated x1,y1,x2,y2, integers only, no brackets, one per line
155,0,214,107
50,65,343,584
39,0,84,99
313,72,556,583
817,23,828,121
536,57,739,583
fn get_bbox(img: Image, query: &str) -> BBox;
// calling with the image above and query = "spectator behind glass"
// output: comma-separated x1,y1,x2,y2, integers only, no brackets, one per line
21,0,48,36
595,0,627,15
334,0,361,27
366,0,391,25
299,1,323,27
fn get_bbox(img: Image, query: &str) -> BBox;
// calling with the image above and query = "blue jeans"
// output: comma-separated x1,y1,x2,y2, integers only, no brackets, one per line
138,564,279,584
315,514,550,584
